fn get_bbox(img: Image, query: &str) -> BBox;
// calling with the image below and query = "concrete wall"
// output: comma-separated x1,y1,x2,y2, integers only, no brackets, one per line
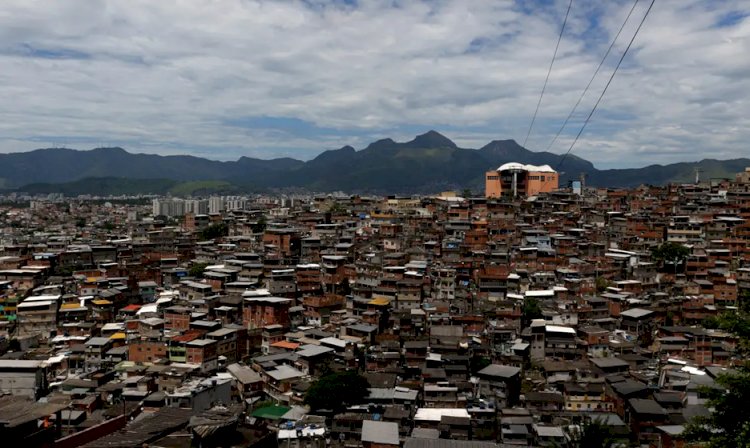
526,171,559,196
54,415,128,448
485,171,502,198
0,370,43,399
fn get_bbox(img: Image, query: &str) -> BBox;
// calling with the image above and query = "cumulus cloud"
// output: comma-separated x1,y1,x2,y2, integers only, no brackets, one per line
0,0,747,168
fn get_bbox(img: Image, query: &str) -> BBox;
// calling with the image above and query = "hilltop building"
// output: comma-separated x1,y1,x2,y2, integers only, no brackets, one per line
485,162,559,198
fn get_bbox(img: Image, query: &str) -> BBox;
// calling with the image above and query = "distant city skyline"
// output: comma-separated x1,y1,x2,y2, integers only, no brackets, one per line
0,0,748,169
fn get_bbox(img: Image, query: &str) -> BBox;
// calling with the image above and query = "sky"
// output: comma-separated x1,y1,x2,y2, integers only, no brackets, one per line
0,0,748,169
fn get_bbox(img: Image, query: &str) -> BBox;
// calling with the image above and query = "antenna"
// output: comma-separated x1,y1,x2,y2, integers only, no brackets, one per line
694,167,703,184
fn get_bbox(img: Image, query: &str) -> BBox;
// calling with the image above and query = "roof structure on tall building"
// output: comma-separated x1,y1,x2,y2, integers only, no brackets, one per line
496,162,556,172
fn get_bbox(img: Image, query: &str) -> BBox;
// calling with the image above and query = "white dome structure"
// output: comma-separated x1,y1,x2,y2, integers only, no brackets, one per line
496,163,556,173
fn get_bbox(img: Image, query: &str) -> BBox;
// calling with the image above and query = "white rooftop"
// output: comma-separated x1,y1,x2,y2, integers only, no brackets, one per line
525,290,555,298
497,162,556,173
24,294,61,302
545,325,576,334
415,408,470,422
362,420,399,445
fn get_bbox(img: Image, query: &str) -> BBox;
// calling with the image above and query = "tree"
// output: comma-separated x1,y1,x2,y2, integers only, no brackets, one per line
704,311,750,354
7,338,21,352
521,297,543,328
100,221,115,231
189,262,209,278
251,400,275,411
651,241,690,274
740,289,750,312
328,202,347,215
304,370,369,412
470,355,491,375
198,222,228,241
685,370,750,448
595,276,610,293
251,215,267,234
569,417,617,448
686,308,750,447
704,312,750,339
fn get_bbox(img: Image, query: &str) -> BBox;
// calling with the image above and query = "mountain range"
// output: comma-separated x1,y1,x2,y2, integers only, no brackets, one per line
1,131,747,195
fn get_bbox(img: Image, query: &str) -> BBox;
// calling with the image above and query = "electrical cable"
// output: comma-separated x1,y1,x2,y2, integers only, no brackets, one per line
522,0,574,149
545,0,640,152
556,0,656,170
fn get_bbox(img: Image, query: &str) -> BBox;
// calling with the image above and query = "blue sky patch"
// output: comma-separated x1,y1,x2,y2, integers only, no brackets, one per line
15,43,91,60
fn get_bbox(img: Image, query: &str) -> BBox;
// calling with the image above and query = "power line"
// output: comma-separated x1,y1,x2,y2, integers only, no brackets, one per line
545,0,640,152
522,0,574,149
557,0,656,171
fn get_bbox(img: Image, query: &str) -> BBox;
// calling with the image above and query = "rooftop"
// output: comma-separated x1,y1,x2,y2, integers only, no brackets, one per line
362,420,400,445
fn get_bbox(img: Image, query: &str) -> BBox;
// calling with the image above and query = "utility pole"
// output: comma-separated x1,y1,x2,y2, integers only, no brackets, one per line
67,404,73,435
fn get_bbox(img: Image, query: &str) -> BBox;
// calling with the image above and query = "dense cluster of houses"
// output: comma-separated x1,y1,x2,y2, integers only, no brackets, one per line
1,168,750,447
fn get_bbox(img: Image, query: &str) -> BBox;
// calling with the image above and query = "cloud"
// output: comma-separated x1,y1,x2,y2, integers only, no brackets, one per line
0,0,747,168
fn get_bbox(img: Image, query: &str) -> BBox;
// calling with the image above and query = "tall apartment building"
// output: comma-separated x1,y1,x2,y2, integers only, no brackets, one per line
225,197,247,211
185,199,209,215
152,198,186,217
209,196,225,214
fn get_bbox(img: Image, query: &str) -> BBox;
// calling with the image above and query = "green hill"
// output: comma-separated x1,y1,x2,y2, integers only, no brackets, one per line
20,177,179,196
6,132,749,194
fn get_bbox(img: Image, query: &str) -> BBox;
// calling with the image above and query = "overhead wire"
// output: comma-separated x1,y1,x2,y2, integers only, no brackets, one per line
556,0,656,171
522,0,574,149
544,0,640,153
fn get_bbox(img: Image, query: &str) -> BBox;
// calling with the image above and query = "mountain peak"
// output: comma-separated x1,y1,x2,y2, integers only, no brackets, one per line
479,139,528,155
310,145,357,163
89,147,133,158
92,146,128,153
405,130,457,149
364,138,396,151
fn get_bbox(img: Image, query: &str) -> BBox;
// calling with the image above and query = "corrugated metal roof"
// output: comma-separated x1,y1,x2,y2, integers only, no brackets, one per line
404,438,500,448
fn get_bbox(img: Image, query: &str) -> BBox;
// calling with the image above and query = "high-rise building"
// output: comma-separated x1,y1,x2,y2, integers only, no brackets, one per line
152,198,165,216
209,196,225,214
152,198,187,217
226,197,247,211
185,199,209,215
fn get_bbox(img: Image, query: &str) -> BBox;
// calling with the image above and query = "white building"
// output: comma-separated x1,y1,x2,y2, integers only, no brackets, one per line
185,199,209,215
152,198,186,217
209,196,225,214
